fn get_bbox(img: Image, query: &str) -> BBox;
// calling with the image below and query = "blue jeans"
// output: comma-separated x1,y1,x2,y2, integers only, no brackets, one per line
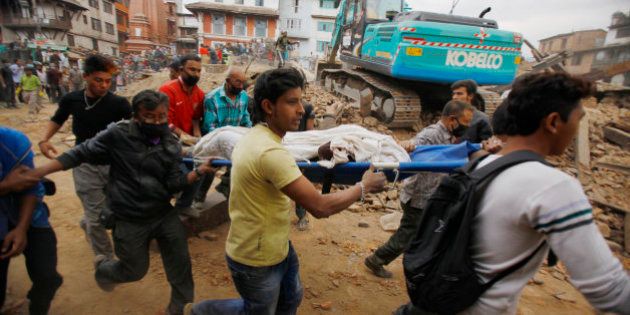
192,242,303,315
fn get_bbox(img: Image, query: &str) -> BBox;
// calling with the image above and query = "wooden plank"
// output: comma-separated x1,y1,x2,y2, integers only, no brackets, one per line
596,161,630,175
625,214,630,253
591,197,630,214
603,126,630,150
575,116,590,168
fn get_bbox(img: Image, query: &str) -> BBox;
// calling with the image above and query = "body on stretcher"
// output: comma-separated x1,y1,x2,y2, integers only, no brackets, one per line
183,142,482,186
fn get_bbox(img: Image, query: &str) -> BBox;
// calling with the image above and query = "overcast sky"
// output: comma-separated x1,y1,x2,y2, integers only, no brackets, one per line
407,0,628,57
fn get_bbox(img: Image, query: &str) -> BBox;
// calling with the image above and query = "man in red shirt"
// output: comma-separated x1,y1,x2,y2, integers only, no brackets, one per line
159,54,204,139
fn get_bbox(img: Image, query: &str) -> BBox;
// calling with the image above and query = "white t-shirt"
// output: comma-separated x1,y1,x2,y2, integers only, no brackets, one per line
462,154,630,315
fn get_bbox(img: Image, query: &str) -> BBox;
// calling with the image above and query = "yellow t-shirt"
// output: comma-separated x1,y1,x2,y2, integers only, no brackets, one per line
226,124,303,267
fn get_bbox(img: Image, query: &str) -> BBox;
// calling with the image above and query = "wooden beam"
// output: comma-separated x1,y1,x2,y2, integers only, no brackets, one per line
603,126,630,150
596,161,630,175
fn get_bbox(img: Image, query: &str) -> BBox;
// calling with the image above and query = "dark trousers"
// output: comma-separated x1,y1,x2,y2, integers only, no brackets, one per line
0,227,63,315
95,212,193,314
48,84,62,103
3,83,16,106
192,242,303,315
373,202,424,265
175,162,201,209
193,172,215,203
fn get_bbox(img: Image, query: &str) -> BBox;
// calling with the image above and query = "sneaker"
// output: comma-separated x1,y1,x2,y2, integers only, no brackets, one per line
296,217,309,231
93,255,117,292
364,255,393,278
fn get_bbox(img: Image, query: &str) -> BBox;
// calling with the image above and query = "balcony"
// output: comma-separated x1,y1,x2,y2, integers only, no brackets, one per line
1,15,72,31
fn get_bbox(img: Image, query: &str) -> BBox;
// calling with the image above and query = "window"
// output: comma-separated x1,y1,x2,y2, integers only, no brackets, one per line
235,0,244,3
317,21,333,32
294,0,299,13
255,0,264,6
89,0,99,9
316,40,329,52
320,0,335,8
103,1,113,14
617,26,630,38
83,15,87,24
92,38,99,50
105,22,115,34
255,18,267,37
213,14,225,35
91,18,102,32
234,16,246,36
67,34,75,47
366,0,401,20
112,47,117,56
571,54,582,66
285,18,301,30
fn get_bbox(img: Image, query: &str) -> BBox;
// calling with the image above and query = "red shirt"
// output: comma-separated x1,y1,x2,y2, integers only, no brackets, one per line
199,47,209,55
159,78,205,135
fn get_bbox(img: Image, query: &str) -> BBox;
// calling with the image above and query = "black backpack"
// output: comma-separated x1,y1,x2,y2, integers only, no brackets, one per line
402,150,549,314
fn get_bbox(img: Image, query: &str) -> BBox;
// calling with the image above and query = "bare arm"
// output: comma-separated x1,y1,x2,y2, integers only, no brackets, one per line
192,120,201,138
1,194,36,259
38,121,62,159
281,168,386,219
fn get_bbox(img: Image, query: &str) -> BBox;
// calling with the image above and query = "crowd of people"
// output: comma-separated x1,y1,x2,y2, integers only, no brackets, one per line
0,51,628,315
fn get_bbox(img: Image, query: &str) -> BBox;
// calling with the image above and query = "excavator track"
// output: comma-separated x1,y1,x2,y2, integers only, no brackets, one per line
321,68,422,128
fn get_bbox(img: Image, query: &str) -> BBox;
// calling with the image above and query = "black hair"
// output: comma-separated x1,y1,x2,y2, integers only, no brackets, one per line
451,79,486,111
179,54,201,67
169,59,181,70
253,68,305,123
491,100,509,136
505,72,594,136
132,90,169,115
441,100,473,117
14,59,20,63
83,54,117,75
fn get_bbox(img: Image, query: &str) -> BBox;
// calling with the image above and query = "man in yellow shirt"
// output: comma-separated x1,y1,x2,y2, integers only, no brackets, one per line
187,68,387,315
19,66,42,116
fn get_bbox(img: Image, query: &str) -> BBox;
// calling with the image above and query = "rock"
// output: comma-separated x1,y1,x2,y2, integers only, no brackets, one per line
532,277,544,285
606,240,623,253
385,200,398,210
331,280,340,287
348,204,364,213
363,117,379,127
596,221,612,238
386,190,398,200
318,301,333,310
358,222,370,228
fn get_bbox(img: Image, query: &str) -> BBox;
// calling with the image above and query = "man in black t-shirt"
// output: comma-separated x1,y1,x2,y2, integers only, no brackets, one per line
38,54,131,262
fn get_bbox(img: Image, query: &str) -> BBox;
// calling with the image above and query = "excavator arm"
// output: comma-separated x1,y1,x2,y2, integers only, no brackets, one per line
327,0,348,63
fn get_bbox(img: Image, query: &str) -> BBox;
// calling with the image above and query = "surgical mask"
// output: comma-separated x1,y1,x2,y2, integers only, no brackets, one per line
140,122,169,138
181,74,200,87
451,119,468,137
227,83,243,95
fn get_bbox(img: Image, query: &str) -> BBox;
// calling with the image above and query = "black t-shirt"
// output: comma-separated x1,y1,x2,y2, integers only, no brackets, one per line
1,65,12,84
299,103,315,131
51,90,132,145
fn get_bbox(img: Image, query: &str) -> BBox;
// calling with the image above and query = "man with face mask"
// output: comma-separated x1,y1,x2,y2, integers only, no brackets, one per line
364,100,473,278
192,67,253,209
38,54,132,263
27,90,216,315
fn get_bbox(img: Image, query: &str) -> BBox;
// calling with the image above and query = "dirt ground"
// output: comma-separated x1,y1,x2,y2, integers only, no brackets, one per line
0,69,621,314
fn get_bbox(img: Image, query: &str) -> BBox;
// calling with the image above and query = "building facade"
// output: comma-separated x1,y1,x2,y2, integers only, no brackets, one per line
538,29,607,74
174,0,199,55
278,0,337,58
186,0,280,48
125,0,175,52
591,11,630,85
115,0,129,53
0,0,87,51
68,0,120,56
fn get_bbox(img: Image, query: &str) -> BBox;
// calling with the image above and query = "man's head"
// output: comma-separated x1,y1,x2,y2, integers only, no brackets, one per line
282,31,288,37
491,100,509,142
441,100,474,138
168,59,182,80
225,66,246,96
14,59,21,66
254,68,305,134
24,67,34,76
504,72,594,155
83,54,117,97
132,90,170,138
179,54,202,87
451,79,478,104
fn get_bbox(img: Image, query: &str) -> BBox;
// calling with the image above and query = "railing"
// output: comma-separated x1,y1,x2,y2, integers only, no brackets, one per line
0,15,72,30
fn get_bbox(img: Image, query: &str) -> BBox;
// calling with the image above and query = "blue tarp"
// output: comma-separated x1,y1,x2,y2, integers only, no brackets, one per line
186,142,481,185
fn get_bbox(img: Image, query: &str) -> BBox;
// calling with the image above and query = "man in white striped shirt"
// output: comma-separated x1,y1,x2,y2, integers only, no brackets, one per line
465,72,630,314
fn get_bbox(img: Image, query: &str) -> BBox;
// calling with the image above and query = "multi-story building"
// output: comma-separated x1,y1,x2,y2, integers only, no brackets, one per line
590,11,630,85
278,0,337,58
538,29,607,74
125,0,176,52
186,0,280,48
68,0,120,56
114,0,129,53
174,0,199,55
0,0,87,50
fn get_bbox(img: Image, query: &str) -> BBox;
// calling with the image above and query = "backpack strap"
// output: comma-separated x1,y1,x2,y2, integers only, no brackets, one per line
483,240,547,289
471,150,550,183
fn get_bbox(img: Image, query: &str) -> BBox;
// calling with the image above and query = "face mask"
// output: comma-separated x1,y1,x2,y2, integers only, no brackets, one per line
451,118,468,137
228,83,243,95
182,74,200,87
140,122,169,138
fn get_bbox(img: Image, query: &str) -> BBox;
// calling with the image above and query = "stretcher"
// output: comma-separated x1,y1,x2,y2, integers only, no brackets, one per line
184,142,481,186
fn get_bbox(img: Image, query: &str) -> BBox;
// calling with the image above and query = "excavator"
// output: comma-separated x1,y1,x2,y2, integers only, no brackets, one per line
317,0,524,127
